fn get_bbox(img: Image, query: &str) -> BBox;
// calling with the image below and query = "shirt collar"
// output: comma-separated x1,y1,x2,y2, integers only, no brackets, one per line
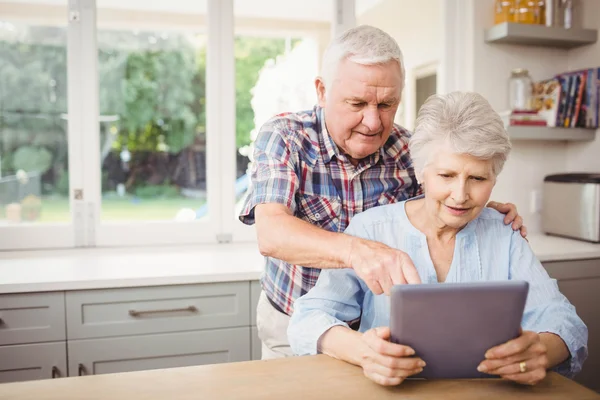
317,107,341,164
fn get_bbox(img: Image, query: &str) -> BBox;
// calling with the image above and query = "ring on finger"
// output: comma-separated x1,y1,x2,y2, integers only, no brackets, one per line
519,361,527,373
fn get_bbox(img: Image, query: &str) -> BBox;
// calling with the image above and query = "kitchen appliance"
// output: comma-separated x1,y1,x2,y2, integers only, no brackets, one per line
542,173,600,243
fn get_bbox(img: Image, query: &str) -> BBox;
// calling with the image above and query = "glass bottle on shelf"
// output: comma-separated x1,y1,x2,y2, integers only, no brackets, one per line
536,0,546,24
516,0,536,24
508,69,534,111
494,0,516,24
563,0,573,29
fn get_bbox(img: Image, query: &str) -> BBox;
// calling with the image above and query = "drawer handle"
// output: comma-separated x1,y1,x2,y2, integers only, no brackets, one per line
0,317,3,326
52,366,60,379
128,305,198,317
78,364,87,376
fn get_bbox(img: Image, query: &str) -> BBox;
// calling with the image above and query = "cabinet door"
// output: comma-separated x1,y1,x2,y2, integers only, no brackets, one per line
0,342,67,383
251,326,261,361
68,328,250,376
0,292,66,345
250,280,261,326
543,258,600,393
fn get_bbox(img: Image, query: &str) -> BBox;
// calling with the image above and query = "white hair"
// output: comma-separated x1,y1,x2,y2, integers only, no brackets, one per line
409,91,512,179
320,25,405,92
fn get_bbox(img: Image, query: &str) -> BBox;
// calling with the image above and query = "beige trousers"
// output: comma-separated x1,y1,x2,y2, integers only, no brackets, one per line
256,291,294,360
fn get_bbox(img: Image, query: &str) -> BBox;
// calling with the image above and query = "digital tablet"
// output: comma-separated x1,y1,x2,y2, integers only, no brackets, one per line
390,281,529,379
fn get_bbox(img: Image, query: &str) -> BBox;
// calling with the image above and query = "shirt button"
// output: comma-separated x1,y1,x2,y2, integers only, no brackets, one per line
314,212,321,219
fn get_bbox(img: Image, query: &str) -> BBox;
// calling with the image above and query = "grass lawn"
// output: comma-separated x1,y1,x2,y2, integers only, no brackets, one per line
29,196,207,222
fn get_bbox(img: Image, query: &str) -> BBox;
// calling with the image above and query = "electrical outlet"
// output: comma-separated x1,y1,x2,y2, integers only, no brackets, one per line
530,190,542,214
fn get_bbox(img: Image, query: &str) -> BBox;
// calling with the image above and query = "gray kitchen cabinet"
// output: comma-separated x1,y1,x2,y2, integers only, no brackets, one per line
67,328,250,376
543,258,600,392
0,342,67,383
0,292,66,346
251,326,261,361
250,280,261,325
250,280,261,360
66,282,250,339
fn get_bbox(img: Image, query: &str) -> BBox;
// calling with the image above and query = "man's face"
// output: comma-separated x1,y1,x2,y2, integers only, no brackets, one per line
316,59,403,164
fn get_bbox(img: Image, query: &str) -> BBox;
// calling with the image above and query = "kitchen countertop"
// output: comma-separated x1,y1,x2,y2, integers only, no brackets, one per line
0,355,598,400
0,234,600,294
527,234,600,262
0,242,264,294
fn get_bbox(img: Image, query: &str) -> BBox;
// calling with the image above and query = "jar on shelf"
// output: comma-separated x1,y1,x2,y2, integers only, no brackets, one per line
508,68,534,111
535,0,546,24
516,0,537,24
494,0,516,24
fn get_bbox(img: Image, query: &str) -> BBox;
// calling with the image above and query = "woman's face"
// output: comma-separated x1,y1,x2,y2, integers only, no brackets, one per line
420,148,497,230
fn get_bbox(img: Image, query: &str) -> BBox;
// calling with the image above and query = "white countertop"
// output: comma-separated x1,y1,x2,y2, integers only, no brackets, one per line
1,234,600,294
0,243,264,294
527,234,600,262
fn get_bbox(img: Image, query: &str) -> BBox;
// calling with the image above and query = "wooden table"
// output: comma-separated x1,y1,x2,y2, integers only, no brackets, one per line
0,355,598,400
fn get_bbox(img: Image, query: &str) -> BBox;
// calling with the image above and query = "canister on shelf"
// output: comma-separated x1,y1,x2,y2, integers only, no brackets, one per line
536,0,546,24
516,0,536,24
508,68,534,111
494,0,516,24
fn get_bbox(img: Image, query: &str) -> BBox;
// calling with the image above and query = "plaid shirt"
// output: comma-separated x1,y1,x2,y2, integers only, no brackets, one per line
239,106,420,315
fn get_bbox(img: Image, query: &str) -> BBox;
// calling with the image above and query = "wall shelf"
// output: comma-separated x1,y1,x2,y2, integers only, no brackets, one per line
485,23,598,49
507,126,597,141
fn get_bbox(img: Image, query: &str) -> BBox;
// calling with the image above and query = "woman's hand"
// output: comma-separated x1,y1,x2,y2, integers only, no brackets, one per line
359,327,425,386
477,330,549,385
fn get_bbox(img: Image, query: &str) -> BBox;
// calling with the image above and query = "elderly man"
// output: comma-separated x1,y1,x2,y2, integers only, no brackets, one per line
239,25,525,360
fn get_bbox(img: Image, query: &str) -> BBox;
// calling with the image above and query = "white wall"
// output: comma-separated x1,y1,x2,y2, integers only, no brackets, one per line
357,0,442,130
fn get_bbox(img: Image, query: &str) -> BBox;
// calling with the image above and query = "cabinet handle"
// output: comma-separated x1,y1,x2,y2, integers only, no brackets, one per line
51,366,60,379
0,317,4,326
128,305,198,317
78,364,87,376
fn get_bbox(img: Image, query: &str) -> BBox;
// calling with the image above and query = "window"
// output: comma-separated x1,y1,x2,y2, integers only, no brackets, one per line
97,25,207,223
0,0,353,250
0,20,68,225
232,0,328,240
0,1,74,249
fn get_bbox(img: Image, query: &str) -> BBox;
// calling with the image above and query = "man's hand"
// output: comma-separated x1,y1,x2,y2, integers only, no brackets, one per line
359,327,425,386
477,330,549,386
347,237,421,295
486,201,527,238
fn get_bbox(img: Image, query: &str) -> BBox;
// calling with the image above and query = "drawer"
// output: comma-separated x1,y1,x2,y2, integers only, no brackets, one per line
66,282,250,339
0,342,67,383
0,292,66,346
68,327,250,376
250,280,261,325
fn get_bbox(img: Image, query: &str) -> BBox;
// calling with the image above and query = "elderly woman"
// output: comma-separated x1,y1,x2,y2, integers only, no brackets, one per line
287,91,588,387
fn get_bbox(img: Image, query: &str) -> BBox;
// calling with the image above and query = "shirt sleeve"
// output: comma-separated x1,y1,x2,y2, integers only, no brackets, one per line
239,118,300,225
509,231,588,378
287,217,371,356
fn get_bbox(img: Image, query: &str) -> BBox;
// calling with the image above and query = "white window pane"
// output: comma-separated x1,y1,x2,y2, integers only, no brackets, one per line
0,4,69,225
233,0,327,217
97,1,208,223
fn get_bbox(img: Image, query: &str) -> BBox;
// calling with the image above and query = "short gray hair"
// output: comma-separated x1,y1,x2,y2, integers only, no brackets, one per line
320,25,405,91
409,91,511,178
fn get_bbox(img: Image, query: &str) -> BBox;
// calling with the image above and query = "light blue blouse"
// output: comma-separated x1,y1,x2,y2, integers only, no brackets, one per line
288,200,588,377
